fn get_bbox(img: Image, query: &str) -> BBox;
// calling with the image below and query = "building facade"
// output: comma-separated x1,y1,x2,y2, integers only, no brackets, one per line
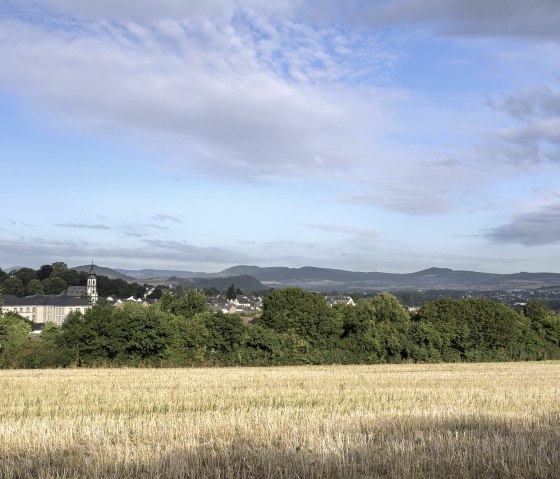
1,263,98,325
1,294,92,325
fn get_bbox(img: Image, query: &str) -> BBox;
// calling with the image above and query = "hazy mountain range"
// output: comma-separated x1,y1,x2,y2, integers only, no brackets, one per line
67,265,560,292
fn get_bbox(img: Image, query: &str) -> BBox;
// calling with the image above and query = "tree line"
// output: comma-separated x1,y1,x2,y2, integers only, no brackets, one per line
1,288,559,368
0,263,149,299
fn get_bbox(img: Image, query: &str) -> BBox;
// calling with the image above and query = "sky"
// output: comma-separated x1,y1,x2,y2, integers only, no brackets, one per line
1,0,560,274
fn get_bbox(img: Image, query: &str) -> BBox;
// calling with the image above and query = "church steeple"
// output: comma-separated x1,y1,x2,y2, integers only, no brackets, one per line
86,261,98,304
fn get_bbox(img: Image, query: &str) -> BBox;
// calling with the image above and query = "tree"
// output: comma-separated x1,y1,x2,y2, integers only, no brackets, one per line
14,267,37,287
43,277,67,295
368,293,412,362
259,288,343,347
0,313,31,367
340,300,384,362
226,284,236,300
1,277,25,297
111,303,171,363
37,264,53,281
523,300,560,358
163,313,209,365
156,290,208,319
60,304,171,365
412,297,534,362
51,262,68,276
203,311,247,360
146,286,164,300
26,279,44,295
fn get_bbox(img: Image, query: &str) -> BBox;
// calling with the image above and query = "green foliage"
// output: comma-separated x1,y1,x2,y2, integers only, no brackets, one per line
1,277,25,296
163,313,209,365
96,275,145,298
146,286,164,300
523,300,560,358
26,278,44,295
259,288,343,347
156,290,208,318
37,264,53,280
14,267,37,287
51,262,68,275
60,304,171,366
412,297,546,362
1,282,560,369
43,276,67,295
0,313,31,367
203,311,247,362
340,300,384,362
226,284,236,300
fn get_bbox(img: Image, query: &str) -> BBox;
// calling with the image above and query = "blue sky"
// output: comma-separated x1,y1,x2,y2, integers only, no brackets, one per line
1,0,560,273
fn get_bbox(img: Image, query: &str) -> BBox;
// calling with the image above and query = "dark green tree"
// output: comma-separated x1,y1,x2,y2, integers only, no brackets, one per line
340,300,384,362
1,277,25,297
226,284,236,300
37,264,53,280
14,267,37,287
60,304,171,365
203,311,247,362
368,293,412,362
43,277,67,295
26,278,44,295
0,313,31,367
156,290,207,319
51,262,68,275
259,288,343,348
163,313,209,365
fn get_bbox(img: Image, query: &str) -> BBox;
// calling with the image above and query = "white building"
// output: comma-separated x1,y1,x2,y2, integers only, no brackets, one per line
1,294,92,326
1,263,98,325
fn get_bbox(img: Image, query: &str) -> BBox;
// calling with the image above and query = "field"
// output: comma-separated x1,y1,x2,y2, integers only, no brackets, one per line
0,363,559,478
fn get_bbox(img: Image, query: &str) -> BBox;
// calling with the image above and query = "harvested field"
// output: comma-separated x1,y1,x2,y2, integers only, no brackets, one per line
0,362,559,478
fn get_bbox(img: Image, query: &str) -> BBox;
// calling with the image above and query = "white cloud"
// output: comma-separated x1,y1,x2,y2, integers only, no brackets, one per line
0,7,396,183
486,203,560,246
1,0,558,220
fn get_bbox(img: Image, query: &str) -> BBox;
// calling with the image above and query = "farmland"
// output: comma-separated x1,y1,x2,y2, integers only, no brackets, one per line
1,362,559,478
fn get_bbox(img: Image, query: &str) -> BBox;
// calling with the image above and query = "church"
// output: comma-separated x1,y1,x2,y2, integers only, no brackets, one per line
1,263,98,326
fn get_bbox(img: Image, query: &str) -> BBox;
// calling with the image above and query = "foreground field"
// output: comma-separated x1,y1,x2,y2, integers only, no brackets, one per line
0,363,559,478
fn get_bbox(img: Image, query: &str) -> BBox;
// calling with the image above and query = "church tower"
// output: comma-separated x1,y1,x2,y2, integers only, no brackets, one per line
86,262,98,304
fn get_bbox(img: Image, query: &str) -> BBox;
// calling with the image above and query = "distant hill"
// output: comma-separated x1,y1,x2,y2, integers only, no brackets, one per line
209,265,560,291
168,275,266,291
71,265,136,281
114,269,208,280
68,264,560,292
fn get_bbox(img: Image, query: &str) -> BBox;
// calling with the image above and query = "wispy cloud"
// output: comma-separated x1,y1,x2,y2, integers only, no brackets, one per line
305,0,560,41
0,236,258,267
54,222,111,230
151,214,182,223
308,223,379,239
486,203,560,246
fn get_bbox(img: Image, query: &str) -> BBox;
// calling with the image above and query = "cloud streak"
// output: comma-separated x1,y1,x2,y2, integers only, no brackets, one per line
0,236,257,268
1,0,559,231
486,203,560,246
55,222,111,230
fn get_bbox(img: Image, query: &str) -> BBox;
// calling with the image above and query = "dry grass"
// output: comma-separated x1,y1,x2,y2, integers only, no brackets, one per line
0,362,559,478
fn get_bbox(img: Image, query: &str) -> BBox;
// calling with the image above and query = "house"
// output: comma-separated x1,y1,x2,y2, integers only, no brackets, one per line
1,294,92,326
230,295,263,310
324,296,355,307
0,263,98,326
